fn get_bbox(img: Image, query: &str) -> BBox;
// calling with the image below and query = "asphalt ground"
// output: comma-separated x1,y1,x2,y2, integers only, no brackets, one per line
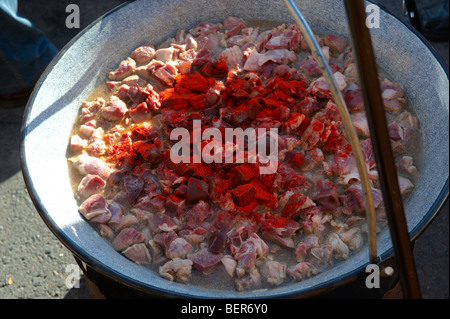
0,0,448,299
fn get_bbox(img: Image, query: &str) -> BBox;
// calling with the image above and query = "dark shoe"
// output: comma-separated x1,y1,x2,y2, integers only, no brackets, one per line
403,0,449,42
0,87,34,109
420,1,449,42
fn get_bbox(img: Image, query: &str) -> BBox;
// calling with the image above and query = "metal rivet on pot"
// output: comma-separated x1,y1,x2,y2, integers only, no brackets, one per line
381,266,395,277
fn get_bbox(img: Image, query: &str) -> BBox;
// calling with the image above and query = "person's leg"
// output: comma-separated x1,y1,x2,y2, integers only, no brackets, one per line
419,0,449,41
404,0,449,42
0,0,58,107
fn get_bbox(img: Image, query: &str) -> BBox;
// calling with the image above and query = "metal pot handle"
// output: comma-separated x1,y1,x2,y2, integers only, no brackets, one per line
283,0,378,264
283,0,422,298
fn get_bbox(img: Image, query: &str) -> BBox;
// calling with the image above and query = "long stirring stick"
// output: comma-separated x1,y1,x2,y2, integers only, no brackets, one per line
283,0,378,264
342,0,421,299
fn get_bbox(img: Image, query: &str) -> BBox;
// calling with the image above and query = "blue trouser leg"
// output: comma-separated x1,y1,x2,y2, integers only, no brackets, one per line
0,0,58,95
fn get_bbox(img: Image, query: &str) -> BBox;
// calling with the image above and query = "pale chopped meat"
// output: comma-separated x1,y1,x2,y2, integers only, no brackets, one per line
345,86,364,112
344,63,359,82
296,147,324,171
113,214,139,232
79,194,111,223
234,268,261,291
101,96,128,121
300,34,323,50
80,98,104,123
260,261,287,286
179,227,207,245
159,258,193,282
70,135,87,152
287,261,318,281
155,47,176,63
216,45,244,69
398,176,414,195
299,56,322,76
265,35,290,50
121,74,144,87
339,184,384,214
310,245,333,265
128,102,152,123
301,207,327,234
389,111,419,145
193,21,220,36
79,124,95,138
247,233,269,257
381,78,405,99
221,255,237,277
77,174,106,197
197,34,220,51
98,224,114,239
135,194,165,213
148,212,178,234
87,138,107,156
294,234,319,262
258,49,297,67
108,57,136,81
234,241,257,273
380,78,406,114
153,63,178,86
284,112,305,133
328,233,349,260
188,248,223,274
107,202,123,230
321,46,330,62
307,72,347,98
131,44,156,64
300,118,325,150
294,94,320,115
352,112,370,137
71,153,111,178
122,243,152,265
265,24,301,51
398,111,419,141
339,227,363,252
313,179,340,212
224,16,246,36
396,156,418,176
166,237,193,259
112,227,145,251
324,33,349,53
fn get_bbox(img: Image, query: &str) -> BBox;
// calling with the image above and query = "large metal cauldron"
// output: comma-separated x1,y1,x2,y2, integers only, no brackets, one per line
20,0,449,298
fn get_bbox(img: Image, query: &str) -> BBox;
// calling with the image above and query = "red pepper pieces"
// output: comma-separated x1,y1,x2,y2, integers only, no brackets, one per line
231,184,256,207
